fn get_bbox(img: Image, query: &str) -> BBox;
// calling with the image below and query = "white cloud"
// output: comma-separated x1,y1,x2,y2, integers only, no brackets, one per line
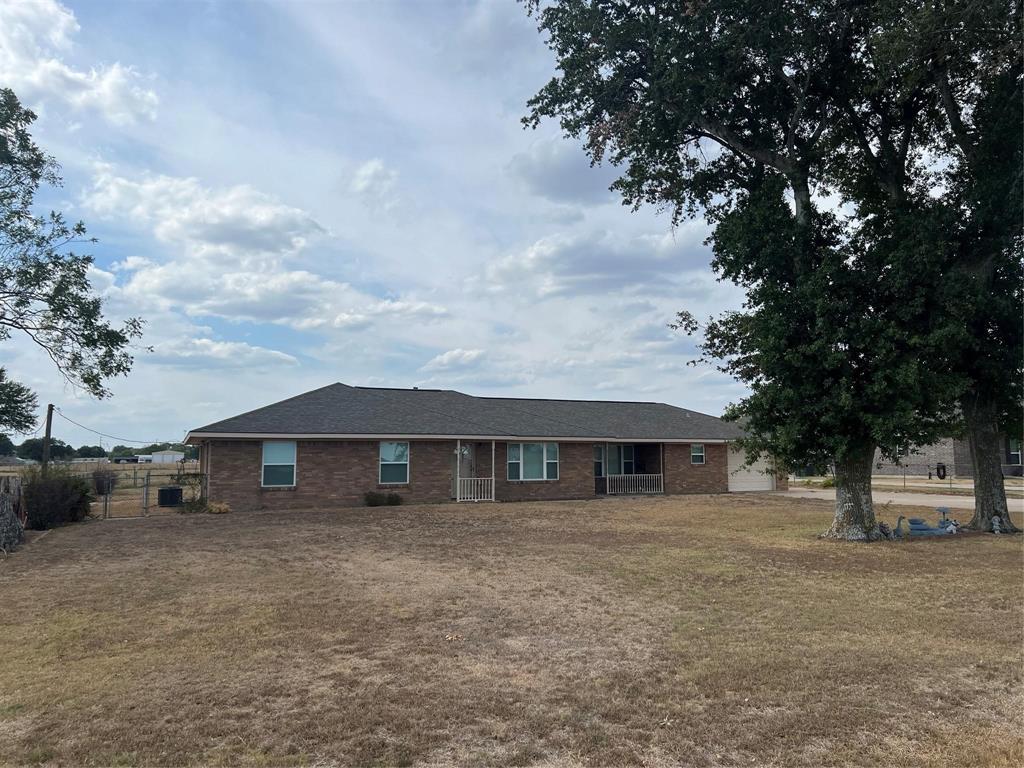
421,348,485,371
84,165,447,332
351,158,399,210
87,166,323,255
0,0,158,124
366,299,447,318
484,226,709,297
148,338,298,369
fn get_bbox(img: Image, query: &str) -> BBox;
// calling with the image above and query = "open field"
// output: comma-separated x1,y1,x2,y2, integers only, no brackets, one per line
0,460,200,478
1,495,1021,767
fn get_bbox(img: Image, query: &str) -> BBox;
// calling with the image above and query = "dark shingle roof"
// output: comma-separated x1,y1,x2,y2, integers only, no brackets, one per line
188,383,743,441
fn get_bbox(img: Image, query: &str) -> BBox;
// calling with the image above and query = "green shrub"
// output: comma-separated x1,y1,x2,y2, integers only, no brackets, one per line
365,491,403,507
23,466,93,530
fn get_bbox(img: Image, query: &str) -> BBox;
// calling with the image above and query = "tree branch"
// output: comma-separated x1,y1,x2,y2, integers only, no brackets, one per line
933,65,976,164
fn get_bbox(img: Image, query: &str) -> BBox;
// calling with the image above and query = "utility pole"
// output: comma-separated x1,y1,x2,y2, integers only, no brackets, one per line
40,403,54,476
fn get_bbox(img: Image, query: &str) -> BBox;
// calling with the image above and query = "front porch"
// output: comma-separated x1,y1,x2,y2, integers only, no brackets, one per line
453,439,496,502
596,443,664,495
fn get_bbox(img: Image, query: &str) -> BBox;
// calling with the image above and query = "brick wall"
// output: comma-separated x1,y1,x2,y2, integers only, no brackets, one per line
872,440,959,477
202,437,745,511
663,443,728,494
204,439,456,511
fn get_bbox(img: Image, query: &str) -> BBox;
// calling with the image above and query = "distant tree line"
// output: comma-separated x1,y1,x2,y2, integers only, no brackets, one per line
0,436,196,462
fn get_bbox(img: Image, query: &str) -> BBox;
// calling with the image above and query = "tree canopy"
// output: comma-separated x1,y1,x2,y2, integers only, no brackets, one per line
525,0,1020,536
16,437,73,462
0,88,144,434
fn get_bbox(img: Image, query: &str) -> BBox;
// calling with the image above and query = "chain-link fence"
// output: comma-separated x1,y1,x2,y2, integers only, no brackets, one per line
90,466,207,518
0,462,207,519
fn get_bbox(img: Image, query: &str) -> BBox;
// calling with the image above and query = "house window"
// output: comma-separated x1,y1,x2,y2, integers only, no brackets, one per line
691,444,706,465
379,441,409,484
609,444,634,474
593,445,605,478
507,443,559,480
1010,438,1022,466
262,441,296,487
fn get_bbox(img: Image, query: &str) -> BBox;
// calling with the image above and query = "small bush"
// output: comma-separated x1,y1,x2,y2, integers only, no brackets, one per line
176,473,207,514
92,468,117,496
365,491,403,507
207,501,231,514
820,476,836,488
23,466,93,530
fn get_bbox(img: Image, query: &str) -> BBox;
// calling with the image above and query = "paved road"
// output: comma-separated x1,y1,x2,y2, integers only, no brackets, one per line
782,487,1024,513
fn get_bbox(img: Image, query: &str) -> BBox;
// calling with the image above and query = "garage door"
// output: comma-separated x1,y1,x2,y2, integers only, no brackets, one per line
728,444,775,491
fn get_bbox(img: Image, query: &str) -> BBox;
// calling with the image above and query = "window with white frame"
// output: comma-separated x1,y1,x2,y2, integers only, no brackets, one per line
379,441,409,484
1010,438,1022,466
608,444,634,474
593,444,605,478
507,442,559,480
691,443,706,465
262,441,296,487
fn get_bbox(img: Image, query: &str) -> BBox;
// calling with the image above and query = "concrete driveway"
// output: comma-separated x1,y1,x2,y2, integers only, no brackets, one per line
782,487,1024,513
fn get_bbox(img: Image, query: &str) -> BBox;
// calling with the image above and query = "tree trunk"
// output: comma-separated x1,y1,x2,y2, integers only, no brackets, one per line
0,484,23,553
962,392,1018,532
821,444,881,541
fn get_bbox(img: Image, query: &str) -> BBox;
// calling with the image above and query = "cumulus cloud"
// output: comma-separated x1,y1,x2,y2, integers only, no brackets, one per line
85,165,447,331
87,166,323,254
351,159,399,210
0,0,158,124
149,338,299,369
507,138,618,205
421,348,485,371
484,227,709,297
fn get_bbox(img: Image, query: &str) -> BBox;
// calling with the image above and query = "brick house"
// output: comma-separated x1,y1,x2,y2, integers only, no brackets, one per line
186,383,786,511
872,436,1023,478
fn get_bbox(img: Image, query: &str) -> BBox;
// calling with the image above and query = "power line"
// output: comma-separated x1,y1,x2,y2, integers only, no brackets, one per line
52,408,181,445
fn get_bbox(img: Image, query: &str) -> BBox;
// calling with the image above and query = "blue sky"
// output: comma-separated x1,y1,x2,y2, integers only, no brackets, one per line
2,0,747,448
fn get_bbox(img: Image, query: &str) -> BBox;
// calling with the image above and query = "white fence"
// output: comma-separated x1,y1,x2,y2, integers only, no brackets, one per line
606,473,664,495
458,477,494,502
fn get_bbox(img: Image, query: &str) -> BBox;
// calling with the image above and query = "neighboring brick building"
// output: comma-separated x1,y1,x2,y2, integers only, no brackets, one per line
187,383,786,512
873,436,1023,478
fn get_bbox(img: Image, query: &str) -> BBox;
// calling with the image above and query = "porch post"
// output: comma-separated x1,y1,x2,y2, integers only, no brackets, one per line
456,438,461,501
491,440,496,501
661,442,665,493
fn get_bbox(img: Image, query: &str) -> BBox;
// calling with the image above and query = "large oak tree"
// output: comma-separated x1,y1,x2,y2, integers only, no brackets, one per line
524,0,1019,537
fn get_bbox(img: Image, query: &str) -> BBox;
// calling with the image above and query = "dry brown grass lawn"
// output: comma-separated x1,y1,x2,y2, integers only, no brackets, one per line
1,495,1021,767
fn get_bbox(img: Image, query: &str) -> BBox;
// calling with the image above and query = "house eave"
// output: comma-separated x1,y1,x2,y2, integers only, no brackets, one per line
185,431,735,444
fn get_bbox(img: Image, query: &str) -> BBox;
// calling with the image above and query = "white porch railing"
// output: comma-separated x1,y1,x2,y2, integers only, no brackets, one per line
606,473,663,495
458,477,494,502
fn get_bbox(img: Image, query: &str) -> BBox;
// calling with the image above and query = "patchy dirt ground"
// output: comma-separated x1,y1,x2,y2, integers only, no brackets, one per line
1,494,1021,767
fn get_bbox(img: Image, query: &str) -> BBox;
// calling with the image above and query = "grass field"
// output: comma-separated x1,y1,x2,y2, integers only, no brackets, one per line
1,495,1021,767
